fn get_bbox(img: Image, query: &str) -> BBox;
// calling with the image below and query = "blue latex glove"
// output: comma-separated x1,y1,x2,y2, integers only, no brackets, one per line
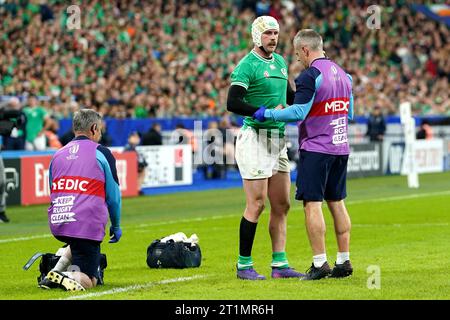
109,226,122,243
252,106,267,122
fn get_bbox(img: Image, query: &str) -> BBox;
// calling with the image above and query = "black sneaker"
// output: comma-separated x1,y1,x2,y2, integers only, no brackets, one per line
302,262,331,280
97,254,107,285
0,212,10,223
97,267,105,285
330,260,353,278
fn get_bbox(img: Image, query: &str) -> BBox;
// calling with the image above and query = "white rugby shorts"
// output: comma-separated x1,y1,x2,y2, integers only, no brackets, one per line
235,127,290,180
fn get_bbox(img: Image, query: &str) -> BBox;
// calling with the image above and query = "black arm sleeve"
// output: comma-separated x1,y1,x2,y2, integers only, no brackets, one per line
286,83,295,105
226,85,257,117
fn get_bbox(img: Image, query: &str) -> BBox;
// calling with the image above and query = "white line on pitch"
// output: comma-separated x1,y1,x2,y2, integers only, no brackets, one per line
57,275,207,300
133,190,450,230
352,222,449,228
0,234,51,244
346,190,450,205
1,190,449,244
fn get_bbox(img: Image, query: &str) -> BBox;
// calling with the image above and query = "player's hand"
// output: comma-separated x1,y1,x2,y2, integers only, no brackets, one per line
275,104,284,110
252,106,267,122
109,226,122,243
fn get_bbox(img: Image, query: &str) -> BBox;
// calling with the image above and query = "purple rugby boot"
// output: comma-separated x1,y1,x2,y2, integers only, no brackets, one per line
271,267,305,279
237,268,266,280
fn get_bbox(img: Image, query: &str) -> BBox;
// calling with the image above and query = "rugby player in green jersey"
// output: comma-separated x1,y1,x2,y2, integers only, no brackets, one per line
227,15,304,280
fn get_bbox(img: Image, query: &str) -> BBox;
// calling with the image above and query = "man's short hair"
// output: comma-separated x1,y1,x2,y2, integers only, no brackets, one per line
73,109,102,133
293,29,323,52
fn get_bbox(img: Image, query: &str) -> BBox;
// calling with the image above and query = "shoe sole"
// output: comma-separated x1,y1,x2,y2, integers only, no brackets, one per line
272,274,305,279
237,275,266,280
47,271,85,291
301,276,329,281
301,273,331,281
330,271,353,278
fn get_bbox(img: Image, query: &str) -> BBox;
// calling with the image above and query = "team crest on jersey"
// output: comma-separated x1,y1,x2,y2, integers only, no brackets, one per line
264,71,269,78
66,143,79,160
281,68,287,77
331,65,338,74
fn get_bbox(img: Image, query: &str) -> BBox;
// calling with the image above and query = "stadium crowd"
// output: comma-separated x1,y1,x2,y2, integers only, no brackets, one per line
0,0,449,130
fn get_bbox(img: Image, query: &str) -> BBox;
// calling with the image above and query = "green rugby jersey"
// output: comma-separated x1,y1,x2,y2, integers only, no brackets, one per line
230,50,288,136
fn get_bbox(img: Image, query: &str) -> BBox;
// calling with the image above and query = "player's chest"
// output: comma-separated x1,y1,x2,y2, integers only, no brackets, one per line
257,62,287,80
252,64,288,89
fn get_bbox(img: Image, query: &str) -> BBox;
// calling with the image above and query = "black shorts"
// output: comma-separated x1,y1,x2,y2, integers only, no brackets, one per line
295,150,349,202
56,236,101,279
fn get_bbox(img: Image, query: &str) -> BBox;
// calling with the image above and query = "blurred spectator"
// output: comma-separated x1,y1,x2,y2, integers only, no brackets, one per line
268,0,283,21
0,0,448,119
173,124,198,154
39,2,54,22
61,119,111,146
0,155,8,223
416,120,434,140
1,97,26,150
218,117,236,167
255,0,270,16
44,117,62,149
23,96,50,150
98,121,112,146
142,123,163,145
124,131,147,195
366,105,386,142
59,128,75,146
202,121,226,179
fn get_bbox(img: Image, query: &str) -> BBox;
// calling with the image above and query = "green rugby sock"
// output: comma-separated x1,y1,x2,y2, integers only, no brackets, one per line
271,252,289,269
237,255,253,270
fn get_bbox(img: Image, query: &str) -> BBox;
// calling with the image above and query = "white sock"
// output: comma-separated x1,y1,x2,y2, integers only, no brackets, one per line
313,254,327,268
52,256,71,272
337,252,350,264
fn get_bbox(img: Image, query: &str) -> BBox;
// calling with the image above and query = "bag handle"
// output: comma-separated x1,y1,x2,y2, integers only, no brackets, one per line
23,252,45,271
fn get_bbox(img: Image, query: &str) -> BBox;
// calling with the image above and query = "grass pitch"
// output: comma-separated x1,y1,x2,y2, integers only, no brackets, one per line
0,172,449,300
